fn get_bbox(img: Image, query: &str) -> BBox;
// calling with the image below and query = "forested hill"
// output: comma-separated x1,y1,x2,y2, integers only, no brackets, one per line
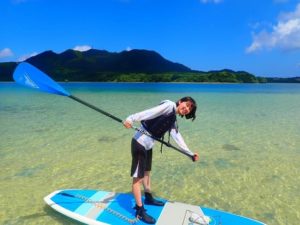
0,48,297,82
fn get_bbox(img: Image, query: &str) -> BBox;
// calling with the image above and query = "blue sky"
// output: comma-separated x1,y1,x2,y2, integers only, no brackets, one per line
1,0,300,77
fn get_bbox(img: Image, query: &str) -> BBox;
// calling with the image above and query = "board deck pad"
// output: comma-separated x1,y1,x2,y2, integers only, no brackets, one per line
156,201,206,225
44,189,266,225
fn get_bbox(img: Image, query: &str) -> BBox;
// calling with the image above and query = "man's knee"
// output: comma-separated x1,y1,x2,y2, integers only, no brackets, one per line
133,177,143,185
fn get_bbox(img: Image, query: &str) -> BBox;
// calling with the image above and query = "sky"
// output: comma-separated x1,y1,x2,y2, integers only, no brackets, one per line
1,0,300,77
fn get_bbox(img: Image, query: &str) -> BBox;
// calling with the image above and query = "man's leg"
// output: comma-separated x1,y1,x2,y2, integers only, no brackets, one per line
143,151,164,207
131,139,156,224
132,176,156,224
133,177,143,207
142,171,151,193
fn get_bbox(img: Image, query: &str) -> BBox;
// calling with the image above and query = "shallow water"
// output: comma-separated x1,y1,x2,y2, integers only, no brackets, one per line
1,83,299,225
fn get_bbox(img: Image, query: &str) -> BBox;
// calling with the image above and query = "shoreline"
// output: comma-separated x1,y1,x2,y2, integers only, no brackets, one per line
1,81,299,84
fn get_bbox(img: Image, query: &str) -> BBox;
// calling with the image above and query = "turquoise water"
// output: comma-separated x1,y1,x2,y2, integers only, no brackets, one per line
1,83,300,225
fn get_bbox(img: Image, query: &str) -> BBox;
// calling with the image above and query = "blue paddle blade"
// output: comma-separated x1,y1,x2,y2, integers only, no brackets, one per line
13,62,70,96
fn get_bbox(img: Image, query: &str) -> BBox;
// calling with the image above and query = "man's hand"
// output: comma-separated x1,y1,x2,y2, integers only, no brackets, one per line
192,153,199,162
123,120,132,129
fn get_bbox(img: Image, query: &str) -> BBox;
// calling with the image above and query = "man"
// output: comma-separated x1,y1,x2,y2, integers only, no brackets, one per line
123,96,199,224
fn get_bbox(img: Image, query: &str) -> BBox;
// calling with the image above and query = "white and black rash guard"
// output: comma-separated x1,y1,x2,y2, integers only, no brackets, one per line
125,100,194,157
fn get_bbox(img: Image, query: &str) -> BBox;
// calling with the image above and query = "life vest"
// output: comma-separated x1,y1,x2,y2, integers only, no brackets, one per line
141,109,177,139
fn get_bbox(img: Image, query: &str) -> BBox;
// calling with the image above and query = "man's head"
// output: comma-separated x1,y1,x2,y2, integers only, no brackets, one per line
176,96,197,121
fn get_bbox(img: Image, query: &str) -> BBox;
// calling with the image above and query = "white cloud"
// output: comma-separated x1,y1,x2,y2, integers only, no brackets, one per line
73,45,92,52
0,48,14,58
17,52,38,62
126,46,132,51
247,3,300,53
200,0,223,4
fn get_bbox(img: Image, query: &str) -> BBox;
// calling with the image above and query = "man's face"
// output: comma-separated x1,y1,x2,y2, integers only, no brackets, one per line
177,100,193,116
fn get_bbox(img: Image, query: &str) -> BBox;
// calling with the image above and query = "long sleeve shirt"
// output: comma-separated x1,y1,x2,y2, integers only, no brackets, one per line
125,100,194,157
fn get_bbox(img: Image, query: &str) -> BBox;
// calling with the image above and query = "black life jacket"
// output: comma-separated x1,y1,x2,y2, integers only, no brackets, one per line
141,109,177,139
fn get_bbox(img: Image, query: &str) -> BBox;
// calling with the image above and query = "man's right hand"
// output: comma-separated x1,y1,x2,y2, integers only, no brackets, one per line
123,120,132,129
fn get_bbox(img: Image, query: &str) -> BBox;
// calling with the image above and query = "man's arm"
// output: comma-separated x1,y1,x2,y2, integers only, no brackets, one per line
170,129,199,161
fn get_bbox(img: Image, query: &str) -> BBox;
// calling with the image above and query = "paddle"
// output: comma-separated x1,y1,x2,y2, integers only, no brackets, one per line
13,62,195,161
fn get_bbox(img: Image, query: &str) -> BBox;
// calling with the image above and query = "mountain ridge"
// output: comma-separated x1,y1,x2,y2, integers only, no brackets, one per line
0,48,298,82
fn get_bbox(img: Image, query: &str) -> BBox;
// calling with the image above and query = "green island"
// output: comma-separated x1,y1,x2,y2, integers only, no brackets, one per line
0,49,299,83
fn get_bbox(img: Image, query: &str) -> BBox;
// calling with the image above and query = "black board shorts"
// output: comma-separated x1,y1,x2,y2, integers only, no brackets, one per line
131,138,152,178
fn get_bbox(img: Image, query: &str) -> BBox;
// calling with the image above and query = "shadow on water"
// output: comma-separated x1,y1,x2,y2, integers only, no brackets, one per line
98,136,119,143
98,133,127,143
222,144,241,151
14,164,46,177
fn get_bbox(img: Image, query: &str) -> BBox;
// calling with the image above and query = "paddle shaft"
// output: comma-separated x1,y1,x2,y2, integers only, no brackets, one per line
69,95,122,123
69,95,194,160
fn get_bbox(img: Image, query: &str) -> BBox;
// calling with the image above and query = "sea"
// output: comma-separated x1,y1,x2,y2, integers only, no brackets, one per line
0,82,299,225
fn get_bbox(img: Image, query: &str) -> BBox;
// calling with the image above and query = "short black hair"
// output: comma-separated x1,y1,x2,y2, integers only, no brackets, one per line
176,96,197,121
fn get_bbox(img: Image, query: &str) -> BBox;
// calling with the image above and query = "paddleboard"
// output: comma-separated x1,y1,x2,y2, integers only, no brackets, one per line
44,189,266,225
